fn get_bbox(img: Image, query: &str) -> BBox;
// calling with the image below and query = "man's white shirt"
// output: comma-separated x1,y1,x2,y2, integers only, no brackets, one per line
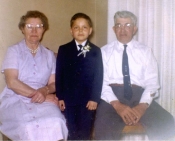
101,39,160,105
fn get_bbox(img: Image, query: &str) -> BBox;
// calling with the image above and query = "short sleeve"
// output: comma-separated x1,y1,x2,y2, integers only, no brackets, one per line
1,47,19,73
51,51,56,74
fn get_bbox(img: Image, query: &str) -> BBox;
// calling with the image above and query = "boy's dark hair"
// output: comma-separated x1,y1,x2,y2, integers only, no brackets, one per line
70,13,92,27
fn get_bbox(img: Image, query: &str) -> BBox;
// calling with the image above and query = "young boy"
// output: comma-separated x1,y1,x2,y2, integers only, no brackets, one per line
55,13,103,140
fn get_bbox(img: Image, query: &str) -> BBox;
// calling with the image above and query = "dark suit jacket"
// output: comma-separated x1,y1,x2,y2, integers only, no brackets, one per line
56,40,103,106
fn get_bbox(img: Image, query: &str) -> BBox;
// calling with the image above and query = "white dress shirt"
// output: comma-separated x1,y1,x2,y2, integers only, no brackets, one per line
101,39,160,105
75,40,87,51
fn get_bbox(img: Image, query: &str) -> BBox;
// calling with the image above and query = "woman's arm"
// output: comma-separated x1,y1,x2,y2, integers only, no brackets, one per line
43,74,59,105
46,74,56,94
5,68,57,104
31,74,56,103
4,69,36,97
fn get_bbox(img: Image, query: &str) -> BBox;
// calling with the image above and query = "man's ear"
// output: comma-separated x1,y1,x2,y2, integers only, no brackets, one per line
112,26,115,32
133,26,138,35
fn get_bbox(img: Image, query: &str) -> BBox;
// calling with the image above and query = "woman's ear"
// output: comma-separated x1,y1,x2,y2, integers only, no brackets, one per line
21,28,24,34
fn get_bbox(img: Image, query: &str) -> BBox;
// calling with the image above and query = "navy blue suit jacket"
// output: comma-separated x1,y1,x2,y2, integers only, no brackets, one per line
56,40,103,106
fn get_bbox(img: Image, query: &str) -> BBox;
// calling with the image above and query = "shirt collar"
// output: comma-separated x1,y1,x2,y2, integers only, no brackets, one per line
75,40,87,50
117,40,134,50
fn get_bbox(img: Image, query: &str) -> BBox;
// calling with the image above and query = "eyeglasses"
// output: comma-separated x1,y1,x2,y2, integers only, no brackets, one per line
25,24,43,30
115,23,133,30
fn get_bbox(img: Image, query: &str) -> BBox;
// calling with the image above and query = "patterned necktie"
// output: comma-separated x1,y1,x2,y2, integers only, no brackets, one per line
122,44,133,100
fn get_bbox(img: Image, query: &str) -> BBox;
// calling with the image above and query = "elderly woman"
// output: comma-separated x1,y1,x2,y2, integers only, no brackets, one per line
0,10,68,140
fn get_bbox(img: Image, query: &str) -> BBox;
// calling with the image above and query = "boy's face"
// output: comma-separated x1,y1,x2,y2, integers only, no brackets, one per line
70,18,92,44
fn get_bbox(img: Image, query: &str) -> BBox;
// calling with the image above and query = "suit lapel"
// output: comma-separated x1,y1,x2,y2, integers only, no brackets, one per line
66,40,79,59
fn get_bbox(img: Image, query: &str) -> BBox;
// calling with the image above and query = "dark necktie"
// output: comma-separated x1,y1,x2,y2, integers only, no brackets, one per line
122,44,132,100
78,44,83,52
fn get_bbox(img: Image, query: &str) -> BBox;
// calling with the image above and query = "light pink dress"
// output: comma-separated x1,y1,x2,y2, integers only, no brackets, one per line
0,40,68,141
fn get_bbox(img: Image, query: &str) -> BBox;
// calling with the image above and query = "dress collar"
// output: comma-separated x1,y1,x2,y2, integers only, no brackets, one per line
23,39,41,56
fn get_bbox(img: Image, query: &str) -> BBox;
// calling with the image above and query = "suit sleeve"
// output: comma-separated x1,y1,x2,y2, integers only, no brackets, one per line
90,48,103,103
55,46,64,100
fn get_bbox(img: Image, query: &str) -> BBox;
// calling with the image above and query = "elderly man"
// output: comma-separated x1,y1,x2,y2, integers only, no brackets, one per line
94,10,175,140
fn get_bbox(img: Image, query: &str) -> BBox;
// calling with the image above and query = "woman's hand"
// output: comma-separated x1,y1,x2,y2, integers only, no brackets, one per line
45,94,59,106
31,87,48,103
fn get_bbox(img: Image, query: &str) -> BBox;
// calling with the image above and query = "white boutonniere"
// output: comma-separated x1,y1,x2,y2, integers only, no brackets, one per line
77,44,91,58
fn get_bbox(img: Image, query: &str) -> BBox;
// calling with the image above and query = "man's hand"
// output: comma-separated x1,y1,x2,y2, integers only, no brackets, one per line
132,103,148,123
110,100,139,125
86,101,97,110
59,100,66,111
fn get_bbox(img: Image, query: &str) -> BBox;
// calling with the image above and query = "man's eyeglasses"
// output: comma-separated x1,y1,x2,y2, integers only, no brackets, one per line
25,24,43,30
115,23,133,30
